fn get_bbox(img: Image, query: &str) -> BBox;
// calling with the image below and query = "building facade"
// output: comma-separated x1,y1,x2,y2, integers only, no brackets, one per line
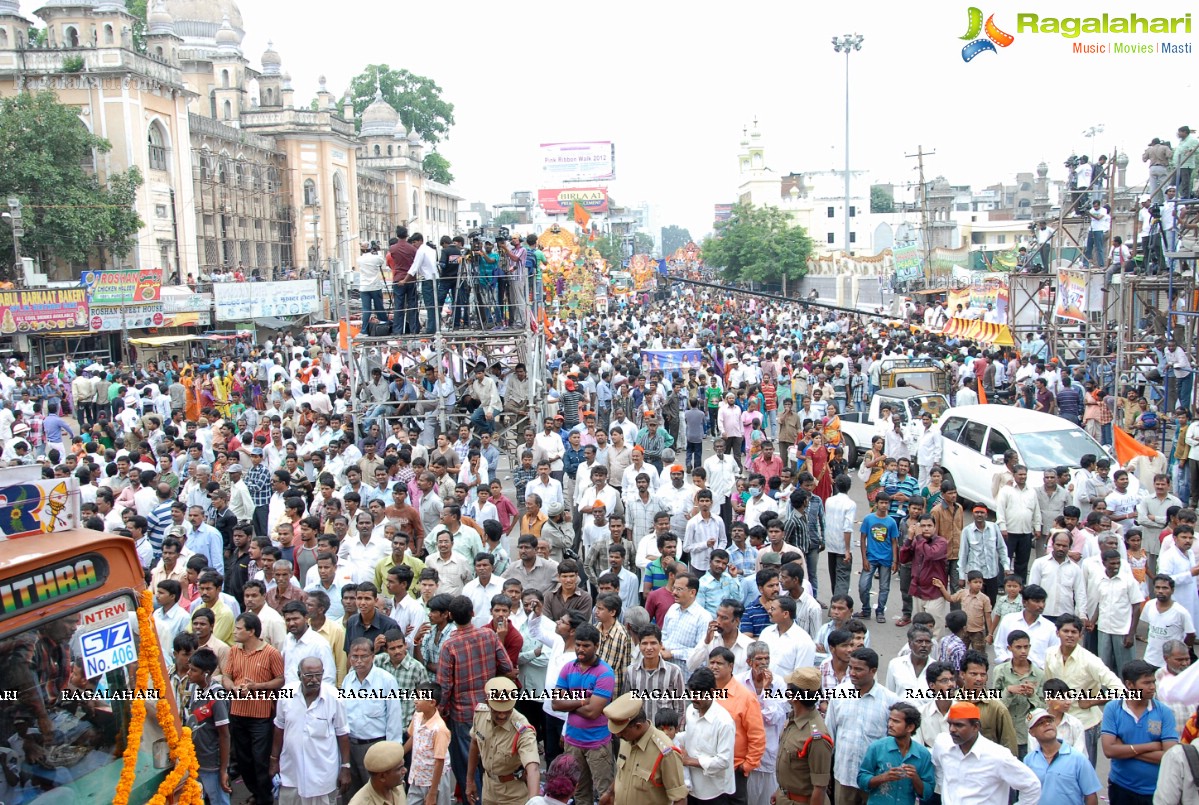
0,0,460,282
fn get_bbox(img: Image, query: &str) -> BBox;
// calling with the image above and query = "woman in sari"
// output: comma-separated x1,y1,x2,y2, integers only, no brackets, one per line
863,434,887,502
803,430,834,502
182,368,201,422
921,466,945,510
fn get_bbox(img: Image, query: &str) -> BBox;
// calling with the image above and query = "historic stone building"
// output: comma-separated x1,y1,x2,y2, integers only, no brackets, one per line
0,0,460,282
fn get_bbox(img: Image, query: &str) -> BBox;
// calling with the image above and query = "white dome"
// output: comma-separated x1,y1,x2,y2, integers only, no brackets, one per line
147,0,175,34
215,12,238,50
260,40,281,74
392,118,407,139
360,89,399,138
163,0,242,56
406,128,421,145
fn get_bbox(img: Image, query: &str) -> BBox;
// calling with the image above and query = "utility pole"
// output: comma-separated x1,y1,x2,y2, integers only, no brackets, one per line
832,34,864,256
905,146,936,282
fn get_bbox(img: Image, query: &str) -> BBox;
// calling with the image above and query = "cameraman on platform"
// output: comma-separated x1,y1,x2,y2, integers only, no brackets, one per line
439,235,465,331
357,241,389,331
473,240,500,328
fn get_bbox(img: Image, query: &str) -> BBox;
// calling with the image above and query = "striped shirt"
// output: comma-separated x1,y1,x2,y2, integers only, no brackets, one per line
557,658,616,750
826,681,901,789
146,500,174,557
662,602,714,670
624,657,686,726
221,640,285,719
596,621,632,697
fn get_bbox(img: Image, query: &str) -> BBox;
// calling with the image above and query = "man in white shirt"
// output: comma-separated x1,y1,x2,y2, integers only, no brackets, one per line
1141,575,1196,667
461,553,505,628
1028,533,1088,621
525,461,565,512
885,624,933,698
992,585,1059,666
703,439,738,529
757,596,815,679
931,701,1042,805
995,465,1041,583
678,668,737,802
824,474,858,598
281,601,336,686
1085,549,1145,676
532,419,566,478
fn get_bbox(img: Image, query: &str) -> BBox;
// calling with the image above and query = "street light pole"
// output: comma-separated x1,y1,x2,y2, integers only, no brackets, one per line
832,33,863,256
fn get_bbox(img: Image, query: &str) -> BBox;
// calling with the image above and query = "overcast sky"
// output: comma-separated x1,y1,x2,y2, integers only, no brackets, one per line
231,1,1192,236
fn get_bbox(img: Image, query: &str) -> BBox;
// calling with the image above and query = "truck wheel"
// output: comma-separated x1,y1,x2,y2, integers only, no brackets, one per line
843,436,858,467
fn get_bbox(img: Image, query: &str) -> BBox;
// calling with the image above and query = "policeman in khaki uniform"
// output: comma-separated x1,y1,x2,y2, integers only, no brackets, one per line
466,677,541,805
347,740,407,805
776,667,833,805
598,691,688,805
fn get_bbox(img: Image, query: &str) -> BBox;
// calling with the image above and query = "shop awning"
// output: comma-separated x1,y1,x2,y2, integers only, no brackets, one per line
129,335,198,347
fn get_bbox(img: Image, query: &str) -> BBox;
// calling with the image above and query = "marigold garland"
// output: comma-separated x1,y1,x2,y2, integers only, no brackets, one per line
112,589,204,805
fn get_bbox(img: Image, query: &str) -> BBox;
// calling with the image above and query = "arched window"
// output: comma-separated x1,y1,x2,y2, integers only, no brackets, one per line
155,45,163,57
147,121,168,172
387,145,392,156
373,145,380,156
64,26,79,47
199,150,210,182
0,29,8,48
303,179,318,206
78,118,95,171
216,153,227,184
222,100,232,120
221,69,230,88
103,24,113,45
412,190,419,217
264,88,272,105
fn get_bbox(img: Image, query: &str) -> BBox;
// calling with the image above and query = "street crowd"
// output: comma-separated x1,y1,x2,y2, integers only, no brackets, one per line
3,278,1199,805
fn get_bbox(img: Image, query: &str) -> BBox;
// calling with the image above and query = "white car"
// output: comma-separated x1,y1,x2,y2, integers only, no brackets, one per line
935,404,1130,511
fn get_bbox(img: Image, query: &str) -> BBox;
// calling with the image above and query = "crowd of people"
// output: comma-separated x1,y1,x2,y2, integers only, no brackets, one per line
3,276,1199,805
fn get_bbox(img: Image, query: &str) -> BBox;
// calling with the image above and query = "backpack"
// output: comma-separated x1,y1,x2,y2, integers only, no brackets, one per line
1182,744,1199,789
524,249,538,274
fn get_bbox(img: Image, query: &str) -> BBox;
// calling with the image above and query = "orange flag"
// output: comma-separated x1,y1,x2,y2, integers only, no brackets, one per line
977,383,988,405
338,320,360,351
1113,425,1158,466
572,201,591,231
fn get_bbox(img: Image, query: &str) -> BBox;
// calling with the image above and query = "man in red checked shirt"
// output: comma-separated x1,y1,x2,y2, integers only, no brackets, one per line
436,594,514,798
750,441,783,485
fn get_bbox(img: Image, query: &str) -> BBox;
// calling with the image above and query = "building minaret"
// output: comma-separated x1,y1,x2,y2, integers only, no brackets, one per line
748,117,765,174
257,40,282,107
211,13,245,124
738,125,750,175
0,0,32,51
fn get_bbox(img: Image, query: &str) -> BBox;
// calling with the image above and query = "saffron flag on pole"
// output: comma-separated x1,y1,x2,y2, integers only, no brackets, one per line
1113,425,1158,466
977,383,988,405
572,201,591,231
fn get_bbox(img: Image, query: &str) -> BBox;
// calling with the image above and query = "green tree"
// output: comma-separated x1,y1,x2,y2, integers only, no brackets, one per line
493,211,521,227
126,0,148,53
593,233,625,267
660,224,692,256
701,203,812,287
0,92,143,269
633,232,654,255
348,65,455,145
870,185,895,214
422,152,454,184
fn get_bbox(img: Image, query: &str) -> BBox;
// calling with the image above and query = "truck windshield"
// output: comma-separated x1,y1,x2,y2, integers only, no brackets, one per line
0,594,170,804
1013,429,1103,471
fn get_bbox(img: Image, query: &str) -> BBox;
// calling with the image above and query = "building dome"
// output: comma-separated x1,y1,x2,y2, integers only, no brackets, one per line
392,118,407,139
0,0,19,12
94,0,126,12
1115,151,1129,168
215,12,238,50
260,40,281,74
35,0,96,8
406,128,421,145
163,0,243,55
360,89,399,138
146,0,175,34
1036,161,1048,178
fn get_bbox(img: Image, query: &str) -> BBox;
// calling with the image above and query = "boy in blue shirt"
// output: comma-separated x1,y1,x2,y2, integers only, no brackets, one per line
858,493,900,624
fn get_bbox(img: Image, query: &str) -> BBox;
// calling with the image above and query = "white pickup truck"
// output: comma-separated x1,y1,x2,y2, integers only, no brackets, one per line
838,387,951,466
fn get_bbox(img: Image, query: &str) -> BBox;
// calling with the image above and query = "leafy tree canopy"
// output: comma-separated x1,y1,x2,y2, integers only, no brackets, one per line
660,224,692,257
348,64,455,146
700,203,812,284
0,92,143,267
422,152,454,185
